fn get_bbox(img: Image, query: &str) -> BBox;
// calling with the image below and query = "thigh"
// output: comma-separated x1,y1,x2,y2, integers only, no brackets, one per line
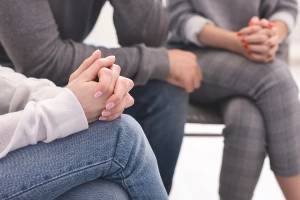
190,48,290,104
0,116,134,200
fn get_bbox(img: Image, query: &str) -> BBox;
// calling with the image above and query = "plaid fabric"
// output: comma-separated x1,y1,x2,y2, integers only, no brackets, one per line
189,48,300,200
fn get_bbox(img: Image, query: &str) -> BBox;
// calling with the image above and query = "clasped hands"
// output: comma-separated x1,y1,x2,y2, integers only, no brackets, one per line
237,16,286,63
67,50,134,123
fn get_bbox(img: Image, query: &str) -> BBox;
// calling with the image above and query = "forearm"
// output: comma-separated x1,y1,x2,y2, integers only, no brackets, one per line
197,24,242,53
99,45,170,85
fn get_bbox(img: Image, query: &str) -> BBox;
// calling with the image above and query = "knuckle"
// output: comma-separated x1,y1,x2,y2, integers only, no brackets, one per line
69,74,75,81
108,86,114,94
82,58,89,65
128,79,134,88
103,68,113,76
114,95,122,103
112,64,121,74
101,85,109,93
115,64,121,72
125,78,134,88
130,97,135,105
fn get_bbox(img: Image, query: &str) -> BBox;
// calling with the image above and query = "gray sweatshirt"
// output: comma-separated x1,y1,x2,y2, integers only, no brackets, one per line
168,0,298,46
0,0,169,86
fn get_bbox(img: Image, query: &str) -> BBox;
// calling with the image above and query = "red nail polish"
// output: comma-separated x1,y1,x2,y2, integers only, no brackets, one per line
268,23,273,29
243,43,249,49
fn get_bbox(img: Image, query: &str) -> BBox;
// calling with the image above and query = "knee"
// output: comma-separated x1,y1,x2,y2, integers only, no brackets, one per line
253,60,298,98
222,98,266,149
57,180,129,200
112,114,157,167
89,114,154,163
223,98,264,130
115,114,146,147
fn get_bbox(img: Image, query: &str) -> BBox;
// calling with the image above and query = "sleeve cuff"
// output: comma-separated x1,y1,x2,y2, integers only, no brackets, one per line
134,46,170,85
44,88,89,142
149,48,170,81
269,11,296,34
184,15,213,47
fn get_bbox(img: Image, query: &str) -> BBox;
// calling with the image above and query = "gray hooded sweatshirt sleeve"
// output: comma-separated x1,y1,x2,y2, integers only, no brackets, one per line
0,0,169,86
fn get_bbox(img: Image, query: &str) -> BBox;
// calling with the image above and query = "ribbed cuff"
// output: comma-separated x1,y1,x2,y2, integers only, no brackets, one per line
135,46,170,85
44,88,89,142
184,15,213,46
149,48,170,80
269,11,296,34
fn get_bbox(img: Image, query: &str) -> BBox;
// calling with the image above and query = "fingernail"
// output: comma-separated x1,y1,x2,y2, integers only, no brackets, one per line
243,43,249,49
99,117,107,121
102,111,111,117
94,91,103,98
107,55,116,60
236,32,242,36
106,103,115,110
268,23,273,29
93,49,100,55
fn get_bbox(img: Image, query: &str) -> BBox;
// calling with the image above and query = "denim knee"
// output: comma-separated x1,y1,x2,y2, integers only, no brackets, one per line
56,180,129,200
110,114,158,168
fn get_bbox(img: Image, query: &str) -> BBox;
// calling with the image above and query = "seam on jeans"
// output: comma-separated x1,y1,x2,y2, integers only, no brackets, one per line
111,126,126,169
7,158,113,200
112,159,130,198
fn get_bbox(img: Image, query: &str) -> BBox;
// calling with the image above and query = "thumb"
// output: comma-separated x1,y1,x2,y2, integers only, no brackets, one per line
249,16,260,26
79,56,116,82
69,50,101,82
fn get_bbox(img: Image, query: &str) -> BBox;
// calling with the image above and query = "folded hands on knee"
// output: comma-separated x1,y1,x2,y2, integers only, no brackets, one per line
67,50,134,123
237,16,289,63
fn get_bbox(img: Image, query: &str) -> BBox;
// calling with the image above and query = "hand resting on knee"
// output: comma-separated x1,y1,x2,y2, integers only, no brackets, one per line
67,50,134,123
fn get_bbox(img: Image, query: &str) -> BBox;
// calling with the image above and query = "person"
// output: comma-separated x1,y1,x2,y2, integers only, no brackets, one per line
169,0,300,199
0,51,169,200
0,0,202,192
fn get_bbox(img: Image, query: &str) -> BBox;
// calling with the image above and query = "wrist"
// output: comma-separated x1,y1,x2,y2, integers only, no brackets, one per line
272,21,288,43
225,32,244,54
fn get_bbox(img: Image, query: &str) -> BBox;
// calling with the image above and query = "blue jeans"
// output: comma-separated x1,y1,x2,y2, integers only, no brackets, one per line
125,80,188,193
0,115,168,200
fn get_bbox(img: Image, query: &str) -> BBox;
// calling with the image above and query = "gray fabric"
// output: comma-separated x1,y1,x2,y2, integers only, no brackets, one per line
0,0,170,86
220,98,266,200
168,0,298,45
187,48,300,200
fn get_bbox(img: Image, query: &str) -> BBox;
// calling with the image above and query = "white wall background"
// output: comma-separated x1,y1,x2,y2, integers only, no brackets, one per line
85,2,300,200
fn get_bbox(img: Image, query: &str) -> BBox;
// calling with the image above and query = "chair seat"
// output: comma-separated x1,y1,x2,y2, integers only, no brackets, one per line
187,103,223,124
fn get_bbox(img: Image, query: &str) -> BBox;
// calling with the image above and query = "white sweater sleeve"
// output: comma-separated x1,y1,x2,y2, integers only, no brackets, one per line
0,67,88,159
168,0,213,47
